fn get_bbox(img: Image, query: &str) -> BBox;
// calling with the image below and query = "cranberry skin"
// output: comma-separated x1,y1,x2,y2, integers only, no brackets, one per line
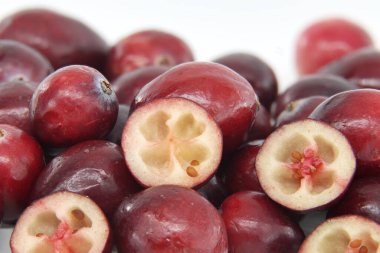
30,140,140,218
296,18,373,75
114,185,228,253
0,9,108,70
271,75,356,117
275,96,326,127
0,80,35,133
214,53,278,109
320,48,380,89
309,89,380,177
328,177,380,224
106,30,193,80
114,66,167,106
0,124,45,222
247,106,273,141
133,62,258,154
220,191,304,253
0,40,52,84
30,65,118,148
197,175,229,208
224,142,263,194
106,104,130,145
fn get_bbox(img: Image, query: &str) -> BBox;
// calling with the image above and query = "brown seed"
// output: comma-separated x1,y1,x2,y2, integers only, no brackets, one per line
36,233,44,237
359,246,368,253
349,239,362,248
186,166,198,177
291,151,303,161
190,160,200,166
71,209,85,220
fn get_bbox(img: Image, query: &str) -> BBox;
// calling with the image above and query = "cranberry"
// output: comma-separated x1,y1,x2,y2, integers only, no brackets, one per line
247,106,273,141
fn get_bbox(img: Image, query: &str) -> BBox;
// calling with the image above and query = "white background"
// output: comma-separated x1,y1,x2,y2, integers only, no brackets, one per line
0,0,379,252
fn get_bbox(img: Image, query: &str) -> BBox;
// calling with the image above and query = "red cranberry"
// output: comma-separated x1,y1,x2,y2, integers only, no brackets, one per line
0,39,52,84
0,124,45,222
133,62,258,154
296,18,373,75
114,185,228,253
30,65,118,148
197,175,229,208
0,9,108,70
106,30,193,80
247,106,273,141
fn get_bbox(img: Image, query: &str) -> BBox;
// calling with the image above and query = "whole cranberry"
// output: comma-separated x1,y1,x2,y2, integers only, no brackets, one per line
106,104,130,144
296,18,373,75
214,52,278,109
30,140,141,218
220,191,304,253
106,30,193,80
197,175,229,208
320,48,380,89
0,80,35,133
114,185,228,253
0,124,45,222
271,75,356,117
247,106,273,141
0,9,108,70
114,66,168,106
30,65,118,148
133,62,258,154
309,89,380,177
0,39,52,84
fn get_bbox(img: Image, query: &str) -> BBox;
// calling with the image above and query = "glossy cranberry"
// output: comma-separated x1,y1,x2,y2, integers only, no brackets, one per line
247,106,273,141
114,66,167,106
0,80,34,133
224,142,263,194
328,177,380,224
197,175,229,208
0,9,108,70
271,75,356,117
220,191,304,253
296,18,373,75
30,65,118,148
106,30,193,80
309,89,380,177
214,52,278,109
106,104,130,144
320,48,380,89
0,124,44,222
275,96,326,127
133,62,258,154
30,140,140,218
0,39,52,84
114,185,228,253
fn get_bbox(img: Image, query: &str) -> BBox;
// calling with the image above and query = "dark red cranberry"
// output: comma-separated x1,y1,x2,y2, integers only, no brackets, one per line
296,18,373,75
0,9,108,70
0,124,45,222
106,104,130,145
114,185,228,253
30,65,118,148
106,30,193,80
214,52,278,109
197,175,229,208
220,191,304,253
271,75,356,117
247,106,273,141
0,39,52,84
113,66,167,106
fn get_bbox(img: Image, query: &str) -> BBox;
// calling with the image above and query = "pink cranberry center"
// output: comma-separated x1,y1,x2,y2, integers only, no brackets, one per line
287,148,324,179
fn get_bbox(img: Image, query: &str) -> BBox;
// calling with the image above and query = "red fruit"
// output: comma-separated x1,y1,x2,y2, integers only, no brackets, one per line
106,30,193,80
113,66,168,106
106,104,130,144
309,89,380,177
320,48,380,89
224,142,263,194
30,140,141,218
220,191,304,253
0,39,52,84
11,191,112,253
247,106,273,141
30,65,118,148
275,96,326,127
328,177,380,224
133,62,258,153
0,124,44,222
0,80,34,133
197,175,229,208
113,185,228,253
214,52,278,109
271,75,356,117
0,9,108,70
296,18,373,75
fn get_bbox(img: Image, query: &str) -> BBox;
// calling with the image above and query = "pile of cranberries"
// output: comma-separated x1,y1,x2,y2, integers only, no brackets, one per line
1,8,380,253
